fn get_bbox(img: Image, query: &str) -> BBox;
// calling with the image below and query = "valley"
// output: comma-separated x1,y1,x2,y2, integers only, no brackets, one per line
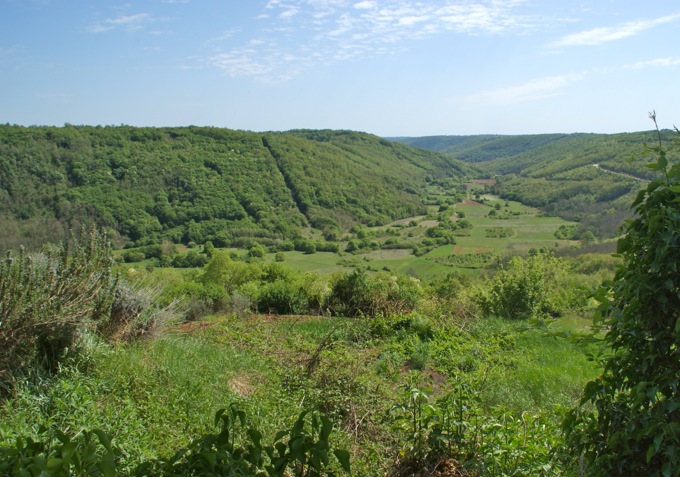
1,124,678,476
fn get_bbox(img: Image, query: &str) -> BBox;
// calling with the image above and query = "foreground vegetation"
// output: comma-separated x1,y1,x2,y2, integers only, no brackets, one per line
1,120,678,475
0,223,605,475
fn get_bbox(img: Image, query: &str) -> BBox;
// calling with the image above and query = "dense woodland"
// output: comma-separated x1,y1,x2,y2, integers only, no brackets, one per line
0,125,471,253
1,123,679,476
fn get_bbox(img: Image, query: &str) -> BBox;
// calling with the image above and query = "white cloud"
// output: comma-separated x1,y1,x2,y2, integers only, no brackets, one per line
280,7,300,19
549,13,680,48
354,1,376,9
466,74,585,105
87,13,152,33
208,0,543,83
627,57,680,69
399,15,430,26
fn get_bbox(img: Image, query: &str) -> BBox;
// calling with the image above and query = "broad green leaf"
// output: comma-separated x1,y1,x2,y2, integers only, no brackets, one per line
333,449,351,473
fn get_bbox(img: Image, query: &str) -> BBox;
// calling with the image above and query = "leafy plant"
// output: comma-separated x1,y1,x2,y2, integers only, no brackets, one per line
136,405,350,477
389,376,568,476
0,406,350,477
565,114,680,476
0,426,117,477
390,374,436,466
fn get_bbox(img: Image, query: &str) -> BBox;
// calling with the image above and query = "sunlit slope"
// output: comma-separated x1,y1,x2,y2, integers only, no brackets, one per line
0,125,470,249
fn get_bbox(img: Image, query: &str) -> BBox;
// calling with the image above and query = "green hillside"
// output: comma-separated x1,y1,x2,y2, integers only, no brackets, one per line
0,125,471,251
393,130,680,238
393,133,568,162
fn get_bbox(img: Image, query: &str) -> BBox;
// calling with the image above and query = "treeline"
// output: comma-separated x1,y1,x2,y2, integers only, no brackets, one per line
0,125,471,252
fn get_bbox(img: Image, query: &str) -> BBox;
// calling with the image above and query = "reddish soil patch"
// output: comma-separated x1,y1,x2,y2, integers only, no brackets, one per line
254,313,322,323
471,178,497,185
474,247,494,253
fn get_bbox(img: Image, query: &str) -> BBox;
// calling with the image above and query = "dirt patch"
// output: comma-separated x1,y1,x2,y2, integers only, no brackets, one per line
458,200,484,207
474,247,494,253
253,313,322,324
229,376,254,397
391,457,472,477
175,321,215,333
388,216,426,226
419,220,439,227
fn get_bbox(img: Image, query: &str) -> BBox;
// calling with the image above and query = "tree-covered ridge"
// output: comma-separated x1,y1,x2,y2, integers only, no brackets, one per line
0,125,469,250
393,133,569,162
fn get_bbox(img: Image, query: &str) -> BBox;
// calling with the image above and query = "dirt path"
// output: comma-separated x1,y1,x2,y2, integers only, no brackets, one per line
593,164,645,181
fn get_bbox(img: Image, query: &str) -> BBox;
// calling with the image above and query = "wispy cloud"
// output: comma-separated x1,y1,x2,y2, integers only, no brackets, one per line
626,57,680,69
0,45,21,60
465,73,585,105
0,45,28,71
549,13,680,48
208,0,543,82
87,13,152,33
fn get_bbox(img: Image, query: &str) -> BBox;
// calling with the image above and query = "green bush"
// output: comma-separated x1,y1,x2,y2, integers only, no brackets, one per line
390,376,570,476
327,269,422,317
257,279,309,315
0,227,117,386
478,253,574,320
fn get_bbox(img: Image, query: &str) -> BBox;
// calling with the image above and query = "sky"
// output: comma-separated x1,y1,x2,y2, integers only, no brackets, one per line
1,0,679,136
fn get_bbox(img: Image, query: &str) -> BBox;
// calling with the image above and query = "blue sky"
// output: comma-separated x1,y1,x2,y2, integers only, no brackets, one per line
1,0,679,136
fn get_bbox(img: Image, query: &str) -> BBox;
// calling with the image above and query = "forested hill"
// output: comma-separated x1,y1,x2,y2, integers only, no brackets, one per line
393,130,680,238
0,125,470,250
392,130,676,177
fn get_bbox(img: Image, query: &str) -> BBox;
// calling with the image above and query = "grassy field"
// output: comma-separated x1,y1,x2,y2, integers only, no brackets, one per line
0,312,598,475
113,186,581,283
263,195,579,280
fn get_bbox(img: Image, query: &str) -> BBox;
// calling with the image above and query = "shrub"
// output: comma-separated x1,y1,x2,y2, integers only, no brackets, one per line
478,253,573,320
103,280,183,343
257,279,309,315
327,269,422,317
123,251,146,263
248,242,266,258
0,227,117,387
171,250,208,268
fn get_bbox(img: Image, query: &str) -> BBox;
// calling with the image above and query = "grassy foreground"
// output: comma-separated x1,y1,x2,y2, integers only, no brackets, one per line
1,311,598,475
